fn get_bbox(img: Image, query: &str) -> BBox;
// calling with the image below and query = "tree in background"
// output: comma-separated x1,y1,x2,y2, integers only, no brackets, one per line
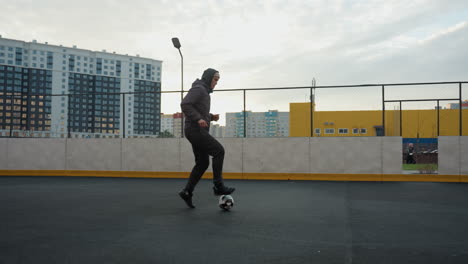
158,130,174,138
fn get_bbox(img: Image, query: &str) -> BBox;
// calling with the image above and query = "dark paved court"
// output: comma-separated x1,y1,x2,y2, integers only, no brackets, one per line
1,176,468,264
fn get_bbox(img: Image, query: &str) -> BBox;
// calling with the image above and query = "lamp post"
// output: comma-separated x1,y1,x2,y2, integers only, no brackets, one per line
310,78,316,137
172,37,184,138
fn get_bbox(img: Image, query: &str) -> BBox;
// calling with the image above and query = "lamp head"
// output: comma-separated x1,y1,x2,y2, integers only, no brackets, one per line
172,38,181,49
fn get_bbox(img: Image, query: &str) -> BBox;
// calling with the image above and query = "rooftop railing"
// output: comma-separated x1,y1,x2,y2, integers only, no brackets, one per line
0,81,467,138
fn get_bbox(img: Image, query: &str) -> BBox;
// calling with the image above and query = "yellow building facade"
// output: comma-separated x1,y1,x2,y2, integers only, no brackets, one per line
290,103,468,137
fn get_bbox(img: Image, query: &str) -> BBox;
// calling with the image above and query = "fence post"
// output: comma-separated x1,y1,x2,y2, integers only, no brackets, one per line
400,101,402,137
123,93,126,139
382,85,385,136
243,89,246,138
437,100,440,136
9,94,13,138
310,86,313,137
460,82,462,136
67,94,71,138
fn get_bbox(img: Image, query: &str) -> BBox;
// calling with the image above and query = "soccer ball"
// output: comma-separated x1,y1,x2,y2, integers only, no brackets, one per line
218,195,234,211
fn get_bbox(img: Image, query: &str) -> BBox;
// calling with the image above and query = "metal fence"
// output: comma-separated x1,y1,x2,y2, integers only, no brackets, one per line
0,81,466,138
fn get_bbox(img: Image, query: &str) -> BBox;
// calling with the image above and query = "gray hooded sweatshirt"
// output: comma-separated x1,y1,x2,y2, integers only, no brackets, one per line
180,68,218,129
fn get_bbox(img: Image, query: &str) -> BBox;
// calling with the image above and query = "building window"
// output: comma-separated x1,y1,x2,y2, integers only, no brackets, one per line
339,128,348,134
360,128,367,134
352,128,359,134
325,128,335,134
315,128,320,135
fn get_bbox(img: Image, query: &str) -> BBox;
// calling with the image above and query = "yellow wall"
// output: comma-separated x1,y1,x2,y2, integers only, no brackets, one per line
290,103,468,137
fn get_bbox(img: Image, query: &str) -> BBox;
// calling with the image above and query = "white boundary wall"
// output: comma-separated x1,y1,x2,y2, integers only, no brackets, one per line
438,136,468,175
2,136,465,175
0,137,414,175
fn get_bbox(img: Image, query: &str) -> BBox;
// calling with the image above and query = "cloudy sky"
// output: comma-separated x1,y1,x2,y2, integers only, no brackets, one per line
1,0,467,124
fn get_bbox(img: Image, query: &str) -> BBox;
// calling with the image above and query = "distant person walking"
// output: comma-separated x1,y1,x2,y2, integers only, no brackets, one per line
406,143,416,164
178,68,235,208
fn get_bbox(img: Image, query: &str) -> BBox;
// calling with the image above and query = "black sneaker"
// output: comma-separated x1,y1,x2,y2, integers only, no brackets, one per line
213,185,235,196
178,190,195,208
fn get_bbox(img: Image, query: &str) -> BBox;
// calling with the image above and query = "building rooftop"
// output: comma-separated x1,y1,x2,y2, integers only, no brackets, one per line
0,35,162,63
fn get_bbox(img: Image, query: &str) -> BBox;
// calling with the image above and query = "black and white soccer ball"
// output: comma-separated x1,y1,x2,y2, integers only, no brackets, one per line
218,195,234,211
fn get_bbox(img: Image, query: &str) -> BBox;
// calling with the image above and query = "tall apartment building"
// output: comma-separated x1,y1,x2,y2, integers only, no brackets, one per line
160,112,185,137
160,113,174,135
172,112,183,138
210,124,225,138
0,36,162,138
225,110,289,137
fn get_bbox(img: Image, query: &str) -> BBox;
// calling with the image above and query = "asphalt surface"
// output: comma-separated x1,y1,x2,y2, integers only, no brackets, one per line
1,176,468,264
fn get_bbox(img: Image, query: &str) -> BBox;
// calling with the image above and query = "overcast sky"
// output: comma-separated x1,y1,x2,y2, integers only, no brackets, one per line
1,0,467,124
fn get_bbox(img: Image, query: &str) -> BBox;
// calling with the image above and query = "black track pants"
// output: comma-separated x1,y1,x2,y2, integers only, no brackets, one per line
183,127,225,192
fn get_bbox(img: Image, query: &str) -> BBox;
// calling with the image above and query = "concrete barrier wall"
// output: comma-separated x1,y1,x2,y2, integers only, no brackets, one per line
463,137,468,176
0,139,9,170
439,136,468,175
122,138,181,172
1,137,407,175
383,137,403,174
66,139,122,171
243,138,310,173
7,138,67,170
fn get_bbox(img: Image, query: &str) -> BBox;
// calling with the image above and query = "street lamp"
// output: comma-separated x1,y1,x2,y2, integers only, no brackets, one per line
172,37,184,138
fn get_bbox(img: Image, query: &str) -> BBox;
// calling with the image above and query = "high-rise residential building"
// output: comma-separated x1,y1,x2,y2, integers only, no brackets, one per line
225,110,289,137
210,124,225,138
160,113,174,135
172,112,183,138
160,112,184,137
0,36,162,138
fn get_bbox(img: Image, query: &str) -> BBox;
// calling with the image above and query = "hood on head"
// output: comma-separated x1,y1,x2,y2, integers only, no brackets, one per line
201,68,219,88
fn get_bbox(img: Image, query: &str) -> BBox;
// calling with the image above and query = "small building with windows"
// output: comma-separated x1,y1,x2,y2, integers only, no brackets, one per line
226,110,289,138
290,102,468,137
